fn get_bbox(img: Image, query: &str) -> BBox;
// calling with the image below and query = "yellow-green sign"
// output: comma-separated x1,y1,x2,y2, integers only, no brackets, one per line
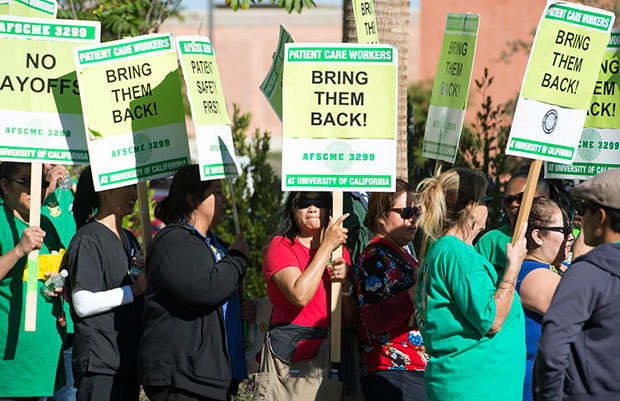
176,35,239,181
0,16,100,164
283,44,397,140
353,0,378,44
10,0,56,18
507,1,615,164
585,32,619,128
0,0,10,15
260,24,294,121
74,33,190,190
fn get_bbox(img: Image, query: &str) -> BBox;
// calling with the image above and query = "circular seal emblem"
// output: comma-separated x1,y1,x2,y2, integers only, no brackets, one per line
542,109,559,134
323,141,353,173
577,128,602,162
133,132,153,164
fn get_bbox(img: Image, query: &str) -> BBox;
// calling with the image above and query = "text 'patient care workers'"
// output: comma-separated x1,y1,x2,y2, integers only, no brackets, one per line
74,33,190,191
0,15,100,164
507,1,615,164
282,43,397,192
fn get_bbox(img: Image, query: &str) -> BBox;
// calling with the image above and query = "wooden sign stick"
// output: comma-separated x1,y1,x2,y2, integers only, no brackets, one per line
330,191,344,364
511,160,543,245
25,163,43,332
227,179,241,236
137,182,152,250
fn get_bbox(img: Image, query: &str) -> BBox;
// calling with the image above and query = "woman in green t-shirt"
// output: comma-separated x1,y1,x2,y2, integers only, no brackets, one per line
415,168,528,401
0,162,65,399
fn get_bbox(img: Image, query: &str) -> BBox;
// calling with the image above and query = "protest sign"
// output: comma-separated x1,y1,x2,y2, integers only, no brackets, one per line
176,35,239,181
282,43,397,192
421,13,480,163
353,0,378,44
546,30,620,179
10,0,56,18
0,16,100,164
0,1,10,15
260,25,294,121
74,33,190,191
506,1,615,164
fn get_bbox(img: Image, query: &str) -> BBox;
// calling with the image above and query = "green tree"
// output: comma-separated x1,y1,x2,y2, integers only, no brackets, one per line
225,0,315,13
215,104,283,298
57,0,183,41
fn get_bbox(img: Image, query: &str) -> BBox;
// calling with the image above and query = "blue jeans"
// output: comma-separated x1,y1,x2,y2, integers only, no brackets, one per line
52,346,76,401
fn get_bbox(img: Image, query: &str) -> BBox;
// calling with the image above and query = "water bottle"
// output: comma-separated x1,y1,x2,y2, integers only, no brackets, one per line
44,269,68,291
129,260,142,282
58,173,73,191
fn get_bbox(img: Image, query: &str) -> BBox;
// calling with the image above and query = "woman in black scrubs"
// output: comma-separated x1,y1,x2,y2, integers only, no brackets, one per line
63,167,146,401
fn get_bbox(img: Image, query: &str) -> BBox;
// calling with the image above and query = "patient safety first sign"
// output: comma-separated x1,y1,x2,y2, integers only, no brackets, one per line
282,43,397,192
74,33,190,191
0,16,100,164
506,1,615,164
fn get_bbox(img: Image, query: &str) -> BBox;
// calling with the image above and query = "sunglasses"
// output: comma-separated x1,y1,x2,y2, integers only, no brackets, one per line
293,196,330,209
533,225,573,238
390,206,421,220
500,192,545,208
480,197,493,207
7,177,50,189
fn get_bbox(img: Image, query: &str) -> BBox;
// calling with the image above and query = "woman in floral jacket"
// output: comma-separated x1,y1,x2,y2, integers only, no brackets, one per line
353,179,427,401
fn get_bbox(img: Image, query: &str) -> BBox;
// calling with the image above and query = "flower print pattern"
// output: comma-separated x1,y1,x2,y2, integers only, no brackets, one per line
353,238,427,377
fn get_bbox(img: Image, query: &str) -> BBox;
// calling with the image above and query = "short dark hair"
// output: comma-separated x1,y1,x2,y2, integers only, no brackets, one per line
271,192,332,245
583,202,620,234
73,167,100,229
509,164,550,196
154,165,216,225
364,178,414,233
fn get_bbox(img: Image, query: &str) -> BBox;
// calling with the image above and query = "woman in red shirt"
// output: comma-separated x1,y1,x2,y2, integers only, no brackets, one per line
263,191,352,362
353,179,428,401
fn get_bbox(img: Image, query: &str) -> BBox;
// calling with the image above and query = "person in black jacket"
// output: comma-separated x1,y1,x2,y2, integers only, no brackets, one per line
139,165,249,401
64,167,146,401
534,169,620,401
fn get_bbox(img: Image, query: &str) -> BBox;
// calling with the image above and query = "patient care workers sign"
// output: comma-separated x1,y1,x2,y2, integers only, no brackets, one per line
506,1,615,164
422,12,480,163
176,36,239,181
74,33,190,191
0,16,100,164
546,30,620,179
282,43,397,192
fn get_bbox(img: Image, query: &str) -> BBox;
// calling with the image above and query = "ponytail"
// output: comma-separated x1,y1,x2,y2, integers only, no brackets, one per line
73,167,99,229
417,175,447,240
416,168,488,239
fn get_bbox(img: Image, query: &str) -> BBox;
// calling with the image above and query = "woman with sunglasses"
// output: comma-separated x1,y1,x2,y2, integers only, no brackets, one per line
352,179,427,401
260,192,351,380
516,197,573,401
0,162,65,400
415,168,528,401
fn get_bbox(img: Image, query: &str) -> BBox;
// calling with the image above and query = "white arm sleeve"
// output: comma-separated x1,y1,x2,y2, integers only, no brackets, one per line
71,283,134,318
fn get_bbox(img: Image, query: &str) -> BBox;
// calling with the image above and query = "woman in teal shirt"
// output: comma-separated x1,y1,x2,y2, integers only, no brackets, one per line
415,168,528,401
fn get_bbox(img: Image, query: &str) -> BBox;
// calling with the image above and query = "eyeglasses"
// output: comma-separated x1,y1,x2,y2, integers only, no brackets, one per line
390,206,421,220
293,196,330,209
6,178,50,189
533,225,573,238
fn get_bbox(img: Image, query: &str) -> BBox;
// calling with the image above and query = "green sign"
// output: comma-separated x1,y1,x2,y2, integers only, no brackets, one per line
74,33,190,190
282,43,397,192
546,31,620,180
176,36,239,181
0,16,100,164
0,0,10,15
10,0,56,18
422,12,480,163
506,1,614,164
353,0,378,44
260,24,294,121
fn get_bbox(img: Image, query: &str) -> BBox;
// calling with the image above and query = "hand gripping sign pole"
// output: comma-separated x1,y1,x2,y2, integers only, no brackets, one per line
24,163,42,331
